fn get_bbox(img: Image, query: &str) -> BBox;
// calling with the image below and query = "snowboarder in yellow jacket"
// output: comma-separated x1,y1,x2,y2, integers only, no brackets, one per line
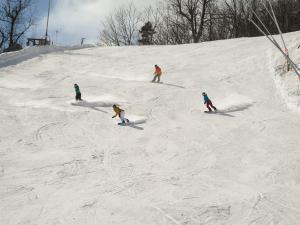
112,105,129,124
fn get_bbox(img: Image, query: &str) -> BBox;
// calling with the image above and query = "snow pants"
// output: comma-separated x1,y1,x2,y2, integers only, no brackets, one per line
152,74,161,82
206,100,217,111
119,111,128,123
76,93,82,101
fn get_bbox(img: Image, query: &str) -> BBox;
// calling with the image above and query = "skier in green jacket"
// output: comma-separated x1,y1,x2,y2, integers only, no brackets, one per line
74,84,82,101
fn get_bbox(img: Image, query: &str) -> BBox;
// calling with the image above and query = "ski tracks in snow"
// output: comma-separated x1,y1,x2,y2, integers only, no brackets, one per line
151,206,181,225
34,122,59,142
256,195,299,225
240,192,300,225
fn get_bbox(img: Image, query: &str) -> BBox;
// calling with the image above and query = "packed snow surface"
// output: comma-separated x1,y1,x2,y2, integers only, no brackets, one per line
0,33,300,225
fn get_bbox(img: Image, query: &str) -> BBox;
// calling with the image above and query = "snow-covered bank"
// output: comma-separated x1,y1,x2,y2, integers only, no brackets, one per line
0,45,95,68
0,33,300,225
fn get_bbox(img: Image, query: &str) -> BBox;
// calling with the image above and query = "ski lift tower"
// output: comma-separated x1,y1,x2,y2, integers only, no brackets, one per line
81,38,86,46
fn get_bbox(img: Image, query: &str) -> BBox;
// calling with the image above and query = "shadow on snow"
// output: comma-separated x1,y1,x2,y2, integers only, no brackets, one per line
71,100,115,113
205,103,254,117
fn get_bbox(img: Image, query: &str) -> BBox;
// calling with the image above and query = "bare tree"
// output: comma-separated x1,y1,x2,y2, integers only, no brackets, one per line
224,0,240,38
99,2,141,46
216,0,262,38
0,0,34,52
0,28,5,51
142,3,173,45
169,0,214,43
99,15,121,46
271,0,299,33
143,6,160,30
117,3,141,45
205,2,227,41
142,2,191,45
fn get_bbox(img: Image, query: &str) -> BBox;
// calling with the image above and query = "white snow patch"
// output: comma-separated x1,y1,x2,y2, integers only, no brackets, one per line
13,99,53,108
70,95,127,108
127,115,147,124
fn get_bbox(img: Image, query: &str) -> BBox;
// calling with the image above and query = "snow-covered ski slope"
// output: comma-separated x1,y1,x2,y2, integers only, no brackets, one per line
0,32,300,225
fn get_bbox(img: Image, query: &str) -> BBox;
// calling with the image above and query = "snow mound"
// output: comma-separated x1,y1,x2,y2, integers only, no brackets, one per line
71,100,115,108
70,95,122,108
217,94,255,113
13,99,53,108
127,115,147,125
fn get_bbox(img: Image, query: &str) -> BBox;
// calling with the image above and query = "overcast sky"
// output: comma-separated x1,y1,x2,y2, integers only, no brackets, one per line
30,0,157,45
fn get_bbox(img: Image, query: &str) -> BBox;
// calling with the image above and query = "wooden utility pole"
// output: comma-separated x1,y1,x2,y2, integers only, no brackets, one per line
45,0,51,44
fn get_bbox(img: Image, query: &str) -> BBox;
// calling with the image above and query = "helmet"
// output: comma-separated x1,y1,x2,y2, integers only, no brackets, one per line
202,92,206,96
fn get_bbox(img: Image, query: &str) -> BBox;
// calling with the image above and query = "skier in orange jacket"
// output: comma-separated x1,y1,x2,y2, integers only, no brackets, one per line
152,65,162,83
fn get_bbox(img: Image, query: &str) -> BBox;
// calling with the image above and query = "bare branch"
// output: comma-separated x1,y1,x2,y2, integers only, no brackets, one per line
0,0,34,52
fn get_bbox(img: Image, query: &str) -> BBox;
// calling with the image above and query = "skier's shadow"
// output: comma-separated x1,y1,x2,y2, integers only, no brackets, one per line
157,82,185,89
212,104,254,117
127,124,144,130
71,102,109,114
72,104,108,113
162,83,185,89
119,121,145,130
88,106,108,113
216,112,235,117
222,104,254,113
206,111,235,117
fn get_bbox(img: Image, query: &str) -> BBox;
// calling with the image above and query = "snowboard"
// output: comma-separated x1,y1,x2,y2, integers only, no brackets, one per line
204,110,218,114
118,122,136,126
71,100,86,105
150,81,163,84
118,122,130,126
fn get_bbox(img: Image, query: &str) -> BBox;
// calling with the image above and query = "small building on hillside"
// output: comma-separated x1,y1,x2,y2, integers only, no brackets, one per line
26,38,50,46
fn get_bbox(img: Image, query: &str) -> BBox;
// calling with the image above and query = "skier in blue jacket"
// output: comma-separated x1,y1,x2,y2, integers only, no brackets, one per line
202,92,217,111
